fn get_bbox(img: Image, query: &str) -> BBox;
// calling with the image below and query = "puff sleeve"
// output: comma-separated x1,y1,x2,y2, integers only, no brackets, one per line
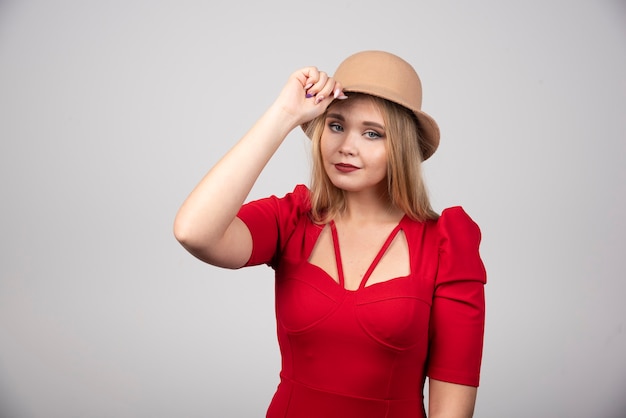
426,206,487,387
236,184,311,269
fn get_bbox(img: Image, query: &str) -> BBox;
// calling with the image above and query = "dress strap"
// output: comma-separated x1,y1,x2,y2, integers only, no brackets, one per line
358,223,403,290
329,221,345,287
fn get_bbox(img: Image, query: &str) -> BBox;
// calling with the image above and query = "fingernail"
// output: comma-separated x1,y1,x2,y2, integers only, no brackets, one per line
338,94,348,100
315,95,325,104
333,88,341,99
306,93,315,98
304,83,313,90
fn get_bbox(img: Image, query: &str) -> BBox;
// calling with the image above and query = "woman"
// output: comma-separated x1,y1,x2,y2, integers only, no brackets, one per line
174,50,486,418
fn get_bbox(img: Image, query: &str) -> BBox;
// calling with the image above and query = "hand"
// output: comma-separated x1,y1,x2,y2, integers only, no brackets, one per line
272,66,347,128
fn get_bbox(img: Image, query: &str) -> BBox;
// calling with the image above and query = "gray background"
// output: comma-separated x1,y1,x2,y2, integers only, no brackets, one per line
1,0,625,417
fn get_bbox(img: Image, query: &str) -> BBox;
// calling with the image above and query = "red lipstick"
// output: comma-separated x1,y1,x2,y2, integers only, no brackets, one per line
335,163,359,173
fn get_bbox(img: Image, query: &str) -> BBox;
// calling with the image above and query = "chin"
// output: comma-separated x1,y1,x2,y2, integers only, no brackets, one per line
329,179,385,194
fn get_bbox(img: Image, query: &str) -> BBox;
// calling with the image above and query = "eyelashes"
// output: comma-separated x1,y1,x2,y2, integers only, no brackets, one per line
327,122,384,139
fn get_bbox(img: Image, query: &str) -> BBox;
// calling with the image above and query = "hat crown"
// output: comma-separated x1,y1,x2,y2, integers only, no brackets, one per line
333,50,423,112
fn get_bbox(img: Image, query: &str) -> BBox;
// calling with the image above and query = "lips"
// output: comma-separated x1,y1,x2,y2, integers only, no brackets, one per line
334,163,360,173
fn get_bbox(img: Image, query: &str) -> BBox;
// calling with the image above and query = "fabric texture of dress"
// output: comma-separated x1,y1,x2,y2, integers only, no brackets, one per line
237,185,486,418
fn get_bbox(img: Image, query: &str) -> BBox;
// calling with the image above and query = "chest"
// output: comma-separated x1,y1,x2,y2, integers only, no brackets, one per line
274,216,440,344
308,220,410,291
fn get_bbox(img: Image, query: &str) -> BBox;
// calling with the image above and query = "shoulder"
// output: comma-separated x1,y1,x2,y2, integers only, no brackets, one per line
436,206,482,243
267,183,311,211
239,184,311,218
433,206,486,283
402,206,483,256
236,185,312,267
271,184,312,220
288,184,312,212
405,206,481,243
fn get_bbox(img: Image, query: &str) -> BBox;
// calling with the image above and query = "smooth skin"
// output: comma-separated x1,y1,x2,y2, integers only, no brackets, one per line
173,67,478,417
321,97,390,196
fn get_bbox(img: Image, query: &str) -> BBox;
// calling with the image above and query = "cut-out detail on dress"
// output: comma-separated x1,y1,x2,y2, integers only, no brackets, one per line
307,224,339,283
308,218,411,291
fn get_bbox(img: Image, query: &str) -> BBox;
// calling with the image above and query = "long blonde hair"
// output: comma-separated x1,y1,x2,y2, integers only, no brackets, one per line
306,93,439,223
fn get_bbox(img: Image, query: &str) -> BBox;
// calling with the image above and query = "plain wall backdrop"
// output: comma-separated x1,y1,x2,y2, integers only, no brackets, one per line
1,0,625,417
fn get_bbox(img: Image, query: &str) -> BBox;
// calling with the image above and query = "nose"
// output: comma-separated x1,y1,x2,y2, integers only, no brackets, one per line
338,131,358,156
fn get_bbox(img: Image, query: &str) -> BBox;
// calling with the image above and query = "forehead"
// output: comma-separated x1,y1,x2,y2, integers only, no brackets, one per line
326,94,383,121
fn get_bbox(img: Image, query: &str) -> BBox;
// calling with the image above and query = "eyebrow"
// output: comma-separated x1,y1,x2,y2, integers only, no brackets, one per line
326,113,386,131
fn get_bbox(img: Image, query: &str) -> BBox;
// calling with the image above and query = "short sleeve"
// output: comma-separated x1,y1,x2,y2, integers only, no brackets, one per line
236,184,311,269
426,206,487,387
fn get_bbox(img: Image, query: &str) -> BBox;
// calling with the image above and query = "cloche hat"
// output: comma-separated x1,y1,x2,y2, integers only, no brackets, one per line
309,50,441,160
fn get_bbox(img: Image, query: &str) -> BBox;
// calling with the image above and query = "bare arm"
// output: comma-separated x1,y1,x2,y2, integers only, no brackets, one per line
173,67,344,268
428,378,477,418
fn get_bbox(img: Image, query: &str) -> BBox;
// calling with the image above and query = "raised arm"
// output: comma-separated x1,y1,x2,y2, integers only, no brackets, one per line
173,67,344,268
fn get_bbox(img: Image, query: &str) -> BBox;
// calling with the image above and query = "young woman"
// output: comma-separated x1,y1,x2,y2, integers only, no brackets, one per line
174,50,486,418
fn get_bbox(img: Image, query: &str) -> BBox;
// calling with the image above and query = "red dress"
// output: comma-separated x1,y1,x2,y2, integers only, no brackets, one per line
237,185,486,418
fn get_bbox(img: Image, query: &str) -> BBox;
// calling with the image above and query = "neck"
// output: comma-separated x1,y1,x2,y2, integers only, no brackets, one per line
338,189,404,225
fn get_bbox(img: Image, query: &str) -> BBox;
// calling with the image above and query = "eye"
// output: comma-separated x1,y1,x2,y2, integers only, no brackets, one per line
364,130,383,139
328,122,343,132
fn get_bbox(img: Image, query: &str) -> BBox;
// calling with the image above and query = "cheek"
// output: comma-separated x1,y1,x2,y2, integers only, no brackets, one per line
319,135,334,160
367,144,389,168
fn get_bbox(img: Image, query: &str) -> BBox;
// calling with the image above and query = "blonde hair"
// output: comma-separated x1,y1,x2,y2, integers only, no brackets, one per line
306,94,439,223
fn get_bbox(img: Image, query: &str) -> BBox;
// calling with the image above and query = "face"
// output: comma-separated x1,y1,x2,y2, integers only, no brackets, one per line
320,96,388,194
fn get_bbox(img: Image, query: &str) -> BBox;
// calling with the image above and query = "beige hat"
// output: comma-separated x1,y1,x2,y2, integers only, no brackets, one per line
309,50,440,160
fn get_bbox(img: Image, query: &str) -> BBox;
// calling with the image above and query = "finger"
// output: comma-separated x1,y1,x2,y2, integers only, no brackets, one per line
313,77,344,104
333,81,348,100
296,66,319,90
305,71,329,98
